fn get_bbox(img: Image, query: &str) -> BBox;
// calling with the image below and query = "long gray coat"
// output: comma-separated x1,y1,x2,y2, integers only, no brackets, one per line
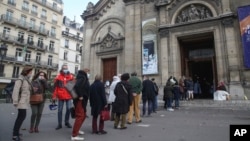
12,76,32,109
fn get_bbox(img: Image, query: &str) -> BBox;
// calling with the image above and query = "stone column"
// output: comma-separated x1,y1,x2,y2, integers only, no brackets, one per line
159,29,169,86
222,18,245,99
82,19,93,69
221,0,232,13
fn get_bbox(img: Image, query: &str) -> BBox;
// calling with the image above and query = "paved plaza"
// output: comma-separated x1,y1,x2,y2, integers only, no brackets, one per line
0,102,249,141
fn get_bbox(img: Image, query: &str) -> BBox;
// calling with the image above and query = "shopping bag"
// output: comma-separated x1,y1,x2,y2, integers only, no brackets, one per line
101,108,110,121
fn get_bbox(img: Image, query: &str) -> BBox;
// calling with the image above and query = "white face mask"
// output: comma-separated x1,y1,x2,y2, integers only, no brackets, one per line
87,73,90,78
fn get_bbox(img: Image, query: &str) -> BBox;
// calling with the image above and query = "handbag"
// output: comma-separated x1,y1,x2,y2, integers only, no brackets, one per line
70,107,76,118
30,94,43,104
101,108,110,121
65,80,78,99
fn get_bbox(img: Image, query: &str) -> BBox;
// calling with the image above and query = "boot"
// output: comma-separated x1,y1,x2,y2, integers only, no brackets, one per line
34,127,39,133
29,128,34,133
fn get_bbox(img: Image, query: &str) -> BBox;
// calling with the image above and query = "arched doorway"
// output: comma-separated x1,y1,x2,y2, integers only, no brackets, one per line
179,32,217,99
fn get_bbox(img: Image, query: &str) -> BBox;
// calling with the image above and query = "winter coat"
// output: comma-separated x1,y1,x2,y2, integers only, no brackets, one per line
12,76,32,109
89,80,107,117
142,79,155,101
163,84,173,101
108,76,120,103
52,72,74,100
73,70,90,111
31,79,49,104
128,76,142,94
173,85,180,99
113,81,132,114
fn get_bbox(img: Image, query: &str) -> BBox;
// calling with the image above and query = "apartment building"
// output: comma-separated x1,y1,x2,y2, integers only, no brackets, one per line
60,16,83,75
0,0,63,85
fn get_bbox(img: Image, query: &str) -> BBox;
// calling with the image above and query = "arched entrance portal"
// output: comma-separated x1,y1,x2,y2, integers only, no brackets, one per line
179,32,217,99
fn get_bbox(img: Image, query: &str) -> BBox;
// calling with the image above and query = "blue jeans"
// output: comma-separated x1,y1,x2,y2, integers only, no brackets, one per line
166,97,173,108
142,99,152,116
152,96,158,112
57,100,71,126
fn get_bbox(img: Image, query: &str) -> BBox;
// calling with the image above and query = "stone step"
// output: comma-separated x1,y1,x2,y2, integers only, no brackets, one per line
157,99,250,110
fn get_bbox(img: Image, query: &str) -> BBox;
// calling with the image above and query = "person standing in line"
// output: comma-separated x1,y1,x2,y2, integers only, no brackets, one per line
178,76,185,100
113,73,133,129
71,68,90,141
151,78,159,113
164,77,174,111
127,72,142,124
142,75,155,116
89,75,108,134
29,71,48,133
52,64,74,130
108,75,121,121
194,80,202,99
187,77,194,100
12,67,33,141
173,80,180,109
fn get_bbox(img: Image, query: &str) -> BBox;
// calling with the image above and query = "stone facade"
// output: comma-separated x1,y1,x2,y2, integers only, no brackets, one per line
81,0,250,99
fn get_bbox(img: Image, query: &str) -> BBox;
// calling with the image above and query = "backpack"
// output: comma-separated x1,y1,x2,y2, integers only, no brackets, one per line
4,79,23,95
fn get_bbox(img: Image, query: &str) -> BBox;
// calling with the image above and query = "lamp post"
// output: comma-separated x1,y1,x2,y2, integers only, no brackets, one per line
0,43,8,77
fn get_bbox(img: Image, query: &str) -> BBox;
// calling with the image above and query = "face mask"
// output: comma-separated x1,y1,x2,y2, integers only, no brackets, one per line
63,70,69,74
87,73,90,78
39,76,43,79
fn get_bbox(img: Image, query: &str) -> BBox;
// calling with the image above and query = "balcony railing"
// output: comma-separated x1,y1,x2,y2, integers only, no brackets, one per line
22,6,29,12
0,14,48,36
7,0,16,6
62,31,83,42
2,55,58,69
31,0,63,14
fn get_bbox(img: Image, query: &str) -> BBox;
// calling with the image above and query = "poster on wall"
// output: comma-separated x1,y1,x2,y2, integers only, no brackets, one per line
238,5,250,68
142,18,158,75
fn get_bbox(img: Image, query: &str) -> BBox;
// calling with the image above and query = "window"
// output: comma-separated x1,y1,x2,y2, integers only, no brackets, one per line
30,19,35,29
39,23,45,32
8,0,16,6
36,53,41,63
34,69,40,75
37,38,43,48
20,16,26,26
47,70,51,79
25,50,31,62
65,39,69,48
3,27,11,38
48,55,53,66
75,55,79,63
12,66,20,78
76,43,80,51
51,27,56,37
27,35,33,45
15,48,23,61
75,65,79,75
6,10,13,21
53,3,57,9
17,32,24,43
31,5,37,14
49,41,54,51
64,51,68,60
52,14,57,23
42,0,46,4
66,28,69,33
41,9,47,19
22,1,29,11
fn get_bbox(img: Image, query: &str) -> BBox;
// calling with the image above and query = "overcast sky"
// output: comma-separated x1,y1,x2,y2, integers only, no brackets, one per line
63,0,99,24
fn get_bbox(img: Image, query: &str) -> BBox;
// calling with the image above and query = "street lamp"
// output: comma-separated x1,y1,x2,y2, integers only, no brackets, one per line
0,43,8,77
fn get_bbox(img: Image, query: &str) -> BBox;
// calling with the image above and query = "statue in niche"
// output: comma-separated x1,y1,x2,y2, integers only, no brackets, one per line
181,11,188,22
189,4,200,20
200,7,205,19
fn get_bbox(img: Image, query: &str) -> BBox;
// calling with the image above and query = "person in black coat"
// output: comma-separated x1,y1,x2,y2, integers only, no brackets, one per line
89,75,108,134
113,73,132,129
142,75,155,116
71,69,90,140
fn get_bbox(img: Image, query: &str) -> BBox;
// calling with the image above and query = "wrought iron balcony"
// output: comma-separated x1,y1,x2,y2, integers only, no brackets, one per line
0,14,49,36
31,0,63,14
7,0,16,6
62,31,83,42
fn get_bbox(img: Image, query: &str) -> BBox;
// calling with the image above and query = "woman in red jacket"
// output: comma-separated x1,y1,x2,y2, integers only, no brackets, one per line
52,64,74,130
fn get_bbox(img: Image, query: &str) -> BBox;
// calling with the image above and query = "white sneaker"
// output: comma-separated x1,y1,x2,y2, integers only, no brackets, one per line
71,136,84,141
167,108,174,111
78,130,85,135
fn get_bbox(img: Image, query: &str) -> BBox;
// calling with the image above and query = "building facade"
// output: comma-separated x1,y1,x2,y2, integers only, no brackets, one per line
0,0,63,85
60,16,83,74
81,0,250,99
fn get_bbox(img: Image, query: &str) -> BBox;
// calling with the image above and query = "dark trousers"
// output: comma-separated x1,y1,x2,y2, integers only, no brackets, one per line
114,113,126,128
30,102,45,128
142,99,152,116
92,115,104,132
13,109,26,136
72,100,86,137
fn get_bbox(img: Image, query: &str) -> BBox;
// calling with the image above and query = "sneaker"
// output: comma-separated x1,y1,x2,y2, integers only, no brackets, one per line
71,136,84,141
78,130,85,135
167,108,174,111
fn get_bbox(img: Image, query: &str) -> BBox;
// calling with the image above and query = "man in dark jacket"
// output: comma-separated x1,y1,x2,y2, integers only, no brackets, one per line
89,75,108,134
142,75,155,116
71,68,90,140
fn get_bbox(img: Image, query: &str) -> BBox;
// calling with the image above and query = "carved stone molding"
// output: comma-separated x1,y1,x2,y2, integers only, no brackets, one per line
159,29,169,37
221,18,234,27
175,4,213,24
